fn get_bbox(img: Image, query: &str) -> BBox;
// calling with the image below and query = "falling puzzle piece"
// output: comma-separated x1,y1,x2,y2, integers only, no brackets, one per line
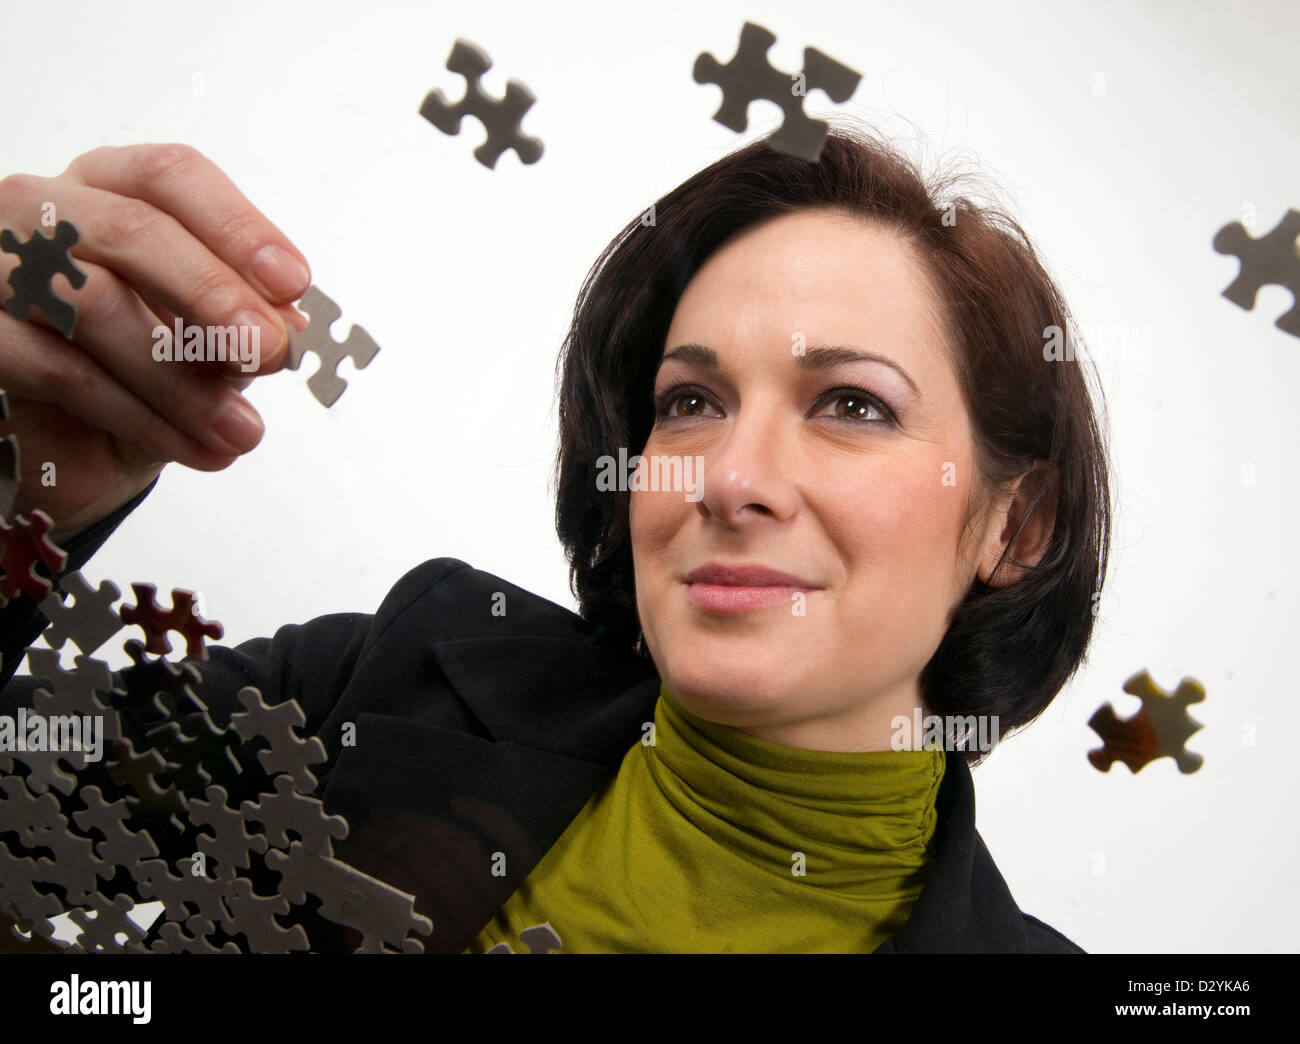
120,582,223,660
0,848,68,947
131,857,231,927
0,509,67,603
0,220,87,339
284,286,380,407
229,686,327,794
240,773,347,854
106,736,186,822
419,38,543,169
1213,208,1300,339
0,648,121,795
71,786,160,880
0,776,100,906
187,784,268,878
1088,669,1205,774
265,842,432,953
0,908,73,953
148,913,240,954
693,21,862,163
39,571,122,656
218,876,310,953
67,892,147,953
117,638,205,727
143,691,242,793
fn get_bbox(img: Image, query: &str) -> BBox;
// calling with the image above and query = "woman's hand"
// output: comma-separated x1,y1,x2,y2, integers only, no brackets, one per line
0,143,311,544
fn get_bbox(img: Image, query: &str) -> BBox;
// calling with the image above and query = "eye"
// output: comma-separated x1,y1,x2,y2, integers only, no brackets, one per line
652,383,898,426
652,383,721,420
812,387,897,426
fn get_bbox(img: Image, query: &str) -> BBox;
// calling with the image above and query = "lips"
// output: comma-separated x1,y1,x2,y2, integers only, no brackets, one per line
684,563,818,588
684,562,821,614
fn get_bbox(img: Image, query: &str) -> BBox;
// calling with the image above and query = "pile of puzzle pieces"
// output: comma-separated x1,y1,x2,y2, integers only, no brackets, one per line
0,525,431,952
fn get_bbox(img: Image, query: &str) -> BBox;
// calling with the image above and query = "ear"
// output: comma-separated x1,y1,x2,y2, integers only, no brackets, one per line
976,463,1057,588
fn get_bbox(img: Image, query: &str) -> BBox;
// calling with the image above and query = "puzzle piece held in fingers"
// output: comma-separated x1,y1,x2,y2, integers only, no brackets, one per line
0,220,87,339
285,286,380,407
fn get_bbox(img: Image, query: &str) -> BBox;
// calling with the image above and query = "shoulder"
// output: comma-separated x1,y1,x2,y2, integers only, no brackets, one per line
369,557,614,645
353,558,658,762
1019,912,1087,954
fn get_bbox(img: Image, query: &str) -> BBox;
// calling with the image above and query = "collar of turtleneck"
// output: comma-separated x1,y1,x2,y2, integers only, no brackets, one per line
466,681,947,953
649,682,946,889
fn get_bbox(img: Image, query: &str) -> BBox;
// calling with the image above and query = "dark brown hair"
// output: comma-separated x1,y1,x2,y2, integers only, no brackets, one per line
554,120,1112,764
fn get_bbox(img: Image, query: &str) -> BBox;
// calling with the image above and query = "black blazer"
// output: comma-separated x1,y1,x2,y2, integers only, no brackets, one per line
0,493,1085,955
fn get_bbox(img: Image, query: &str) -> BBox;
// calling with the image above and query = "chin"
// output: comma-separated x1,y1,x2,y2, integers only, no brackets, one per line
654,630,802,719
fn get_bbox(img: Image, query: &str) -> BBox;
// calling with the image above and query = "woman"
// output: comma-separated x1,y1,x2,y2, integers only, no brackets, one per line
0,122,1110,953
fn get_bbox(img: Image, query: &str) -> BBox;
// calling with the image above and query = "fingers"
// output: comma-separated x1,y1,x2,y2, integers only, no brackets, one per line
9,180,291,379
64,144,311,303
0,145,312,477
0,256,263,469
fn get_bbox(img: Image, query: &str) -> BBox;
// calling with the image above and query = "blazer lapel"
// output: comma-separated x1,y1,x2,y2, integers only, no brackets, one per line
318,635,659,953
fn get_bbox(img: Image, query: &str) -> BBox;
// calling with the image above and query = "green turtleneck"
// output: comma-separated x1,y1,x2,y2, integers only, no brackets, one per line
466,683,945,953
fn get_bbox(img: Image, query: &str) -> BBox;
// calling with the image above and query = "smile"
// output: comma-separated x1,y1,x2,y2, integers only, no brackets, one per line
685,583,813,613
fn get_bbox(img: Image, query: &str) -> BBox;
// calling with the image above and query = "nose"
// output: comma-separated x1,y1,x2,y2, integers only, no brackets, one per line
696,397,801,526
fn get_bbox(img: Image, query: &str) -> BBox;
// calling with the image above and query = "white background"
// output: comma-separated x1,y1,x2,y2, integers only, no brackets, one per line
2,0,1297,954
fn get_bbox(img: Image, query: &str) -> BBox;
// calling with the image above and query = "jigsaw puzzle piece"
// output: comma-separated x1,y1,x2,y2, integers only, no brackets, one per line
132,856,231,927
265,841,432,953
693,21,861,162
71,784,160,882
0,509,68,603
419,38,543,169
67,891,147,953
39,571,122,656
188,784,268,878
0,776,100,906
106,736,186,822
1087,669,1205,774
1213,209,1300,338
240,773,347,854
120,582,223,660
0,907,74,952
116,638,205,727
229,686,327,794
284,286,380,407
11,648,123,793
0,845,68,944
0,220,87,339
148,913,240,954
144,695,242,793
487,921,563,954
218,876,310,953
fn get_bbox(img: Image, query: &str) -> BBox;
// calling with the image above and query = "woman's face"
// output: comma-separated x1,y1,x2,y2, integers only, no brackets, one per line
629,207,1010,752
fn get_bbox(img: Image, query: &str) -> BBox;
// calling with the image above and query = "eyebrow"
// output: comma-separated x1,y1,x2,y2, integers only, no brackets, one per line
659,343,921,399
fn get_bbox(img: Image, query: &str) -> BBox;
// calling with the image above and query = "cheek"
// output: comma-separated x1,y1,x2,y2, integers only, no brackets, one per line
822,456,970,581
629,489,683,570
